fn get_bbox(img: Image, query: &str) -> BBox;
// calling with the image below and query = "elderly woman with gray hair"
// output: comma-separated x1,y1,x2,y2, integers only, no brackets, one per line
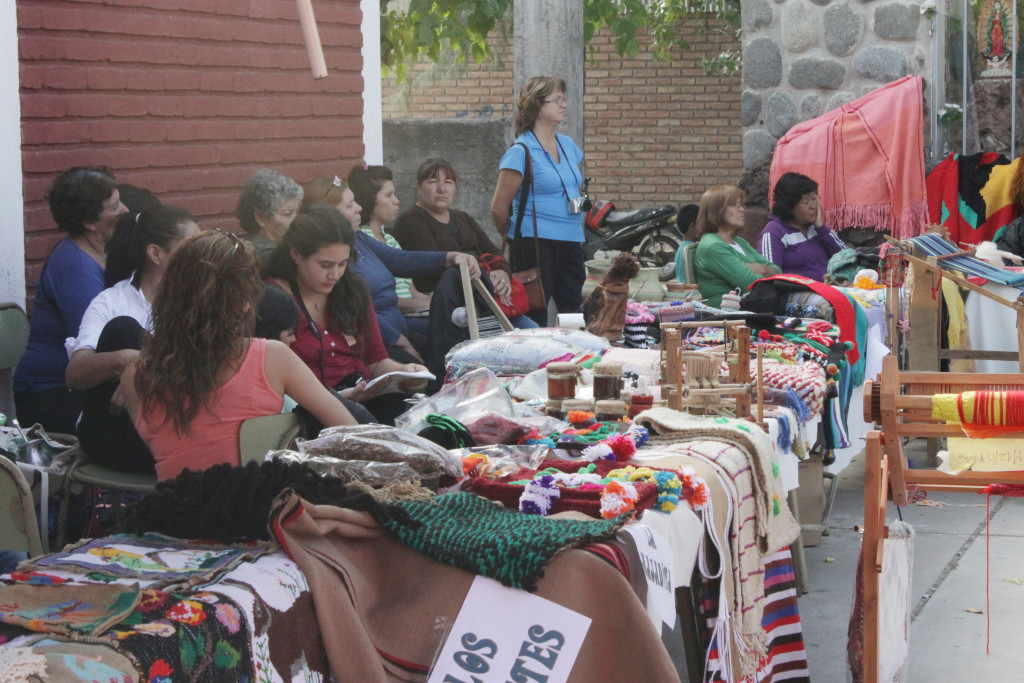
236,169,304,264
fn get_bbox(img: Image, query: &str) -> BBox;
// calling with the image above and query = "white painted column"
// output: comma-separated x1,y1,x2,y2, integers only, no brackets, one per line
0,0,25,307
360,0,383,164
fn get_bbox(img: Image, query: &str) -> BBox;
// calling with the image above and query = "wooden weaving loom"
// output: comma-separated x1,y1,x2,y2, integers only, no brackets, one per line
660,321,765,422
860,355,1024,683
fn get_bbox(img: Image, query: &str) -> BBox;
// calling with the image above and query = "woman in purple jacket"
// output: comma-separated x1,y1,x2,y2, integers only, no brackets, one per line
758,172,847,281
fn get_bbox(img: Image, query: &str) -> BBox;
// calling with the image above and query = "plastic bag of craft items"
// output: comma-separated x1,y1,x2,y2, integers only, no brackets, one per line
450,444,551,481
396,368,514,435
501,328,610,354
297,424,463,479
271,449,423,485
459,410,565,446
444,335,581,381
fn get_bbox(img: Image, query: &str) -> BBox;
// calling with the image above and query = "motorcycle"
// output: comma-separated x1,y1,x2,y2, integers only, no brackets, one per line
583,198,683,268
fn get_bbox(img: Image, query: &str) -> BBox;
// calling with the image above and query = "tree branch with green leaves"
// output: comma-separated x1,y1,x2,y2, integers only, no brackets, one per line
380,0,742,83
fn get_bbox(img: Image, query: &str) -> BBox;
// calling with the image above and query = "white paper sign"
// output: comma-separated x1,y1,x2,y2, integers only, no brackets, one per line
427,576,591,683
621,524,676,630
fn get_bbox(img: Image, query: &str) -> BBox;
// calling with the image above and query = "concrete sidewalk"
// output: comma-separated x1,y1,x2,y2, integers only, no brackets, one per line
798,444,1024,681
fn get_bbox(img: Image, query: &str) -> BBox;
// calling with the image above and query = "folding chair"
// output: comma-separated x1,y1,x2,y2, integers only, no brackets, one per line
458,260,514,340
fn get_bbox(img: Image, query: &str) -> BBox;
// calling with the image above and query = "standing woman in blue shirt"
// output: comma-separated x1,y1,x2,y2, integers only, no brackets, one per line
491,76,587,324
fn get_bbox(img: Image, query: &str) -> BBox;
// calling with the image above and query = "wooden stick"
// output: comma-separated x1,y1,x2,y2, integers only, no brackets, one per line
757,345,764,424
295,0,328,79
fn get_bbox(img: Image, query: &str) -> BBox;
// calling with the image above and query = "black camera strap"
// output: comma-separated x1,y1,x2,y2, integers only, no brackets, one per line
510,142,541,272
531,131,583,200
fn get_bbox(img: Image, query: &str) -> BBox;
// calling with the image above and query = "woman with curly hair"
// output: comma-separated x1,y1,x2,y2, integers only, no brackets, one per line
236,169,303,265
121,230,356,481
490,76,587,324
264,205,432,425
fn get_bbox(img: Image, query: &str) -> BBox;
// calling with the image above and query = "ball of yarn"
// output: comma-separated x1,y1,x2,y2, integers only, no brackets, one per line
856,268,878,283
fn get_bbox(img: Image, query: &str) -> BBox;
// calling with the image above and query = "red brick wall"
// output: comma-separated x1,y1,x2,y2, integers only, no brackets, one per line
382,19,742,211
17,0,365,290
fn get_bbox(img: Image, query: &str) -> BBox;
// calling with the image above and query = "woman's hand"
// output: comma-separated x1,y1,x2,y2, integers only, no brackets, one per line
747,263,779,277
109,383,127,415
447,252,481,279
396,363,430,393
489,269,513,306
396,283,432,315
339,379,388,402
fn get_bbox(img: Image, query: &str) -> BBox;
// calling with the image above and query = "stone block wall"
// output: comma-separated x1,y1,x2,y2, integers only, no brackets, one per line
741,0,931,170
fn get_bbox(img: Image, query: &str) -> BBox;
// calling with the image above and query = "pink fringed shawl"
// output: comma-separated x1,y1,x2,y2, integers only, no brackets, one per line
769,75,928,239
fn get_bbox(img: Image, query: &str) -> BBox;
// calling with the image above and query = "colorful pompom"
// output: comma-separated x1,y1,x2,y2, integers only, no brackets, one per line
758,329,771,340
581,443,614,462
600,479,639,519
676,465,710,511
519,475,560,515
567,410,595,425
607,433,637,461
629,426,650,448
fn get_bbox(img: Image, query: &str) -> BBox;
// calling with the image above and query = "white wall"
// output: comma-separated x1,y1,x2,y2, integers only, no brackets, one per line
0,0,25,307
360,0,383,164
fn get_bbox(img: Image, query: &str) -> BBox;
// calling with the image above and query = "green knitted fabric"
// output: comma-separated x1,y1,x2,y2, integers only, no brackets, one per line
380,491,628,591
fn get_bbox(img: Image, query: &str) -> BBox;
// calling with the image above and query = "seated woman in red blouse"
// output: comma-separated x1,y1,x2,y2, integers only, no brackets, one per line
121,230,356,481
263,205,430,426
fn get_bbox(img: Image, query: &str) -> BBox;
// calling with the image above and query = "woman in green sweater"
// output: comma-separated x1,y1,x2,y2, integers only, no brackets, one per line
694,185,780,307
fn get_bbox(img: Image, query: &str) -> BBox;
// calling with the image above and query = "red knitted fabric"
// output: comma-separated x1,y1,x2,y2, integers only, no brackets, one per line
466,459,659,518
749,273,860,365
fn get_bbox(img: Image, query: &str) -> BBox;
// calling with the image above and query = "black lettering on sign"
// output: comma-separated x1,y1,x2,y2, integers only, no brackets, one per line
641,555,671,591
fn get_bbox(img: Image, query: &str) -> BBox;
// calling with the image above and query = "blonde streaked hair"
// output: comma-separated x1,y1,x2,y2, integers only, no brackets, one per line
695,185,746,239
515,76,567,137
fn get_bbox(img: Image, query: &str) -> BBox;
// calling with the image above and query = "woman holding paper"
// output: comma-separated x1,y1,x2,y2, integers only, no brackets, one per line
121,230,357,481
264,205,431,425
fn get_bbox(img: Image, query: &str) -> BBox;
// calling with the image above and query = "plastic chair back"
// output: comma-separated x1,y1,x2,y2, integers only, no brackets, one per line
238,413,301,466
0,303,29,371
0,453,43,557
680,243,698,285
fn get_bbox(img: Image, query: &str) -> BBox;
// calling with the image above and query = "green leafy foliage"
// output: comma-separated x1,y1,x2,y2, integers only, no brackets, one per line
381,0,742,83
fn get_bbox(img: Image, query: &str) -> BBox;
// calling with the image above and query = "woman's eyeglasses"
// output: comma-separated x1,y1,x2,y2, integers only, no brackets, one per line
321,175,343,203
214,229,243,271
544,96,567,105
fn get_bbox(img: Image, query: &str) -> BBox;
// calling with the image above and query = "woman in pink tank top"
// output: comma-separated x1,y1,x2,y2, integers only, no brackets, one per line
120,230,356,481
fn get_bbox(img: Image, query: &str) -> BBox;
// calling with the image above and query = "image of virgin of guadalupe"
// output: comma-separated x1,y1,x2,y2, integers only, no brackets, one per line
977,0,1015,76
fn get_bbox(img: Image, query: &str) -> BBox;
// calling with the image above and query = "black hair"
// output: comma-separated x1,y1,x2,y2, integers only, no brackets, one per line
347,164,393,227
47,166,117,236
115,184,161,215
125,460,415,542
255,283,301,341
263,205,370,336
771,172,819,223
104,205,196,288
676,203,700,237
